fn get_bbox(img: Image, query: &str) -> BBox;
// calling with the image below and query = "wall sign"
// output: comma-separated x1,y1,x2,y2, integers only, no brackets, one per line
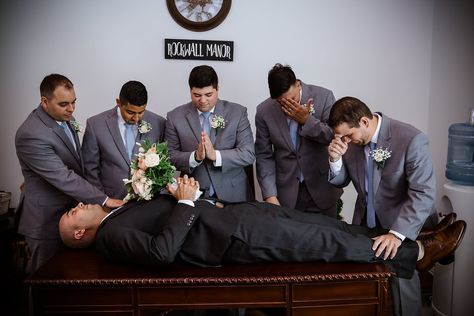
165,38,233,61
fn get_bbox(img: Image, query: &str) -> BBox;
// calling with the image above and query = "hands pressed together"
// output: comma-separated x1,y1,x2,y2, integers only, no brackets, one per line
167,175,200,201
195,131,216,162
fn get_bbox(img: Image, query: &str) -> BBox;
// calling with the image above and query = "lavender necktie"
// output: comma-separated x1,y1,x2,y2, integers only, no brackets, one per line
366,142,376,228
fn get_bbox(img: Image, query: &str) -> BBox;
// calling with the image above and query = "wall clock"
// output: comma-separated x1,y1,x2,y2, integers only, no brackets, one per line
166,0,232,32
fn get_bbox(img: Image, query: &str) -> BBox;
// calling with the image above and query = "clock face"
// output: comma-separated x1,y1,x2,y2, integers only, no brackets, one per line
167,0,231,32
176,0,224,23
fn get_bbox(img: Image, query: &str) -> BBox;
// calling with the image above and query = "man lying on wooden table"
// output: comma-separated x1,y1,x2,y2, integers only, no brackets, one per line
59,175,466,280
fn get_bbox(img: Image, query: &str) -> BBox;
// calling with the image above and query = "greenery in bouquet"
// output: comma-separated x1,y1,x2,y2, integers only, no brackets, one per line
123,140,176,202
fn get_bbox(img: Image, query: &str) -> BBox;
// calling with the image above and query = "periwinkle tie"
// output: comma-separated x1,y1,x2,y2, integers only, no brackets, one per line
201,112,211,136
366,141,376,228
288,119,304,182
125,123,135,160
61,122,76,150
201,112,215,197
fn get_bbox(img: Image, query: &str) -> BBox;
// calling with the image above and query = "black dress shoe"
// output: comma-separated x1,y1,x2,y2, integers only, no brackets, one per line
416,220,466,272
418,212,457,238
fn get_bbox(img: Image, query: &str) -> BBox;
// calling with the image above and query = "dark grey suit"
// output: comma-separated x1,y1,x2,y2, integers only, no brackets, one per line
81,107,166,199
15,105,107,271
255,81,342,215
165,100,255,202
329,113,437,316
96,195,418,279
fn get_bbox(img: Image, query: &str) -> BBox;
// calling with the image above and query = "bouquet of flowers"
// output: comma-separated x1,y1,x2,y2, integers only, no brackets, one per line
123,140,176,202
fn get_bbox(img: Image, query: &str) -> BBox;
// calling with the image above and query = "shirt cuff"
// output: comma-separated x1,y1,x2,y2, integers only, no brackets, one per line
329,158,343,176
178,200,195,207
213,150,222,167
102,197,108,206
189,151,202,168
389,230,406,241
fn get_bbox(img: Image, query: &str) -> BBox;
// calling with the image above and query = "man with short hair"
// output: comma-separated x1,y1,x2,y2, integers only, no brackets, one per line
165,65,255,202
82,80,166,199
327,96,440,315
255,63,342,217
15,74,123,273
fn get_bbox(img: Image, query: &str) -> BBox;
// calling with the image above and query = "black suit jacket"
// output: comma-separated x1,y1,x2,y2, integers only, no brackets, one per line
96,195,239,267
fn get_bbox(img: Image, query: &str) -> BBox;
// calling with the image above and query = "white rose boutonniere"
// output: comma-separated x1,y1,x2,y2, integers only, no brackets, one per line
370,147,392,169
138,120,152,134
305,98,315,115
70,120,82,133
210,115,226,129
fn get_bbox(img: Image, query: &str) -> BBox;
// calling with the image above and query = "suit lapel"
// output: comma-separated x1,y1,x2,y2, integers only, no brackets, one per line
211,100,225,145
271,102,295,151
105,109,130,164
36,106,81,162
374,113,392,195
185,104,202,142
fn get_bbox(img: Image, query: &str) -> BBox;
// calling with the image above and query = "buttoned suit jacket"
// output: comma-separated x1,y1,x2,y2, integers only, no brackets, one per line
255,82,342,210
165,100,255,202
15,105,107,239
81,107,166,199
96,195,418,278
329,113,436,240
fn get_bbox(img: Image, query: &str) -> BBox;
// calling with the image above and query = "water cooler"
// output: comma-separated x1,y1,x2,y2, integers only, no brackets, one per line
432,110,474,316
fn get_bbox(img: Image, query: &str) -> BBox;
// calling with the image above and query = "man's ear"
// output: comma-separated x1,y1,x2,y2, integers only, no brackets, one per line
115,98,121,108
40,96,48,111
73,228,86,240
360,116,370,128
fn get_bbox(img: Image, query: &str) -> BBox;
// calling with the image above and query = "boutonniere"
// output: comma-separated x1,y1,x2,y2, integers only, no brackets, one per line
70,120,82,133
210,115,226,129
138,120,152,134
370,147,392,169
305,98,315,114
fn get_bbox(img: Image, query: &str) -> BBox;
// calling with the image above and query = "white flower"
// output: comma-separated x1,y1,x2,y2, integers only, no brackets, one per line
308,104,315,115
144,153,160,168
70,120,82,133
210,115,226,129
370,147,392,169
138,120,152,134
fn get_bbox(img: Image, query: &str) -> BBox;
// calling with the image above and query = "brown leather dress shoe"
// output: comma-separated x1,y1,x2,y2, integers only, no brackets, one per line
416,220,466,272
418,212,457,238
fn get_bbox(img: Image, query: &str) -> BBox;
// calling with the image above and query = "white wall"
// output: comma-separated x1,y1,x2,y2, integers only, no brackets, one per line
1,0,470,223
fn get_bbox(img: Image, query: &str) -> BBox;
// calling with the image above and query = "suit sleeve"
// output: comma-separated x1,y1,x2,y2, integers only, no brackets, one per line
16,130,107,204
391,133,435,240
81,119,104,192
300,90,335,144
165,113,194,174
219,108,255,172
97,203,200,266
255,107,278,199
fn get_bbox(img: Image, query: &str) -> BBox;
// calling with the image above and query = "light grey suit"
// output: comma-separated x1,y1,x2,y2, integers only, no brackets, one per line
15,105,107,271
255,81,342,214
81,107,166,199
165,100,255,202
329,113,437,316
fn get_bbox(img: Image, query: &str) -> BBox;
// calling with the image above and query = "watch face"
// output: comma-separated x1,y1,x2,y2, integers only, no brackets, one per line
175,0,224,23
167,0,231,32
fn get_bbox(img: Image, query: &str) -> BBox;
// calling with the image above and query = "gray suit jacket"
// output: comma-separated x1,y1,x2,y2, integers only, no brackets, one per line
81,107,166,199
165,100,255,202
255,82,342,210
15,105,107,239
329,113,436,240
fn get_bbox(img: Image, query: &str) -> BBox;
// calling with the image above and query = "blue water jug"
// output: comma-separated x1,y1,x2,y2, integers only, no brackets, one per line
445,109,474,186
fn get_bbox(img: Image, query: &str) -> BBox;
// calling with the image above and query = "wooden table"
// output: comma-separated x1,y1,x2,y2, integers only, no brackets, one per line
26,248,392,316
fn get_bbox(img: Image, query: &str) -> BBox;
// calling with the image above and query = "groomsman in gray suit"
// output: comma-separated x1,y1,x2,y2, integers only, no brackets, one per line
166,65,255,202
82,80,166,199
327,96,439,316
15,74,124,273
255,63,342,217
